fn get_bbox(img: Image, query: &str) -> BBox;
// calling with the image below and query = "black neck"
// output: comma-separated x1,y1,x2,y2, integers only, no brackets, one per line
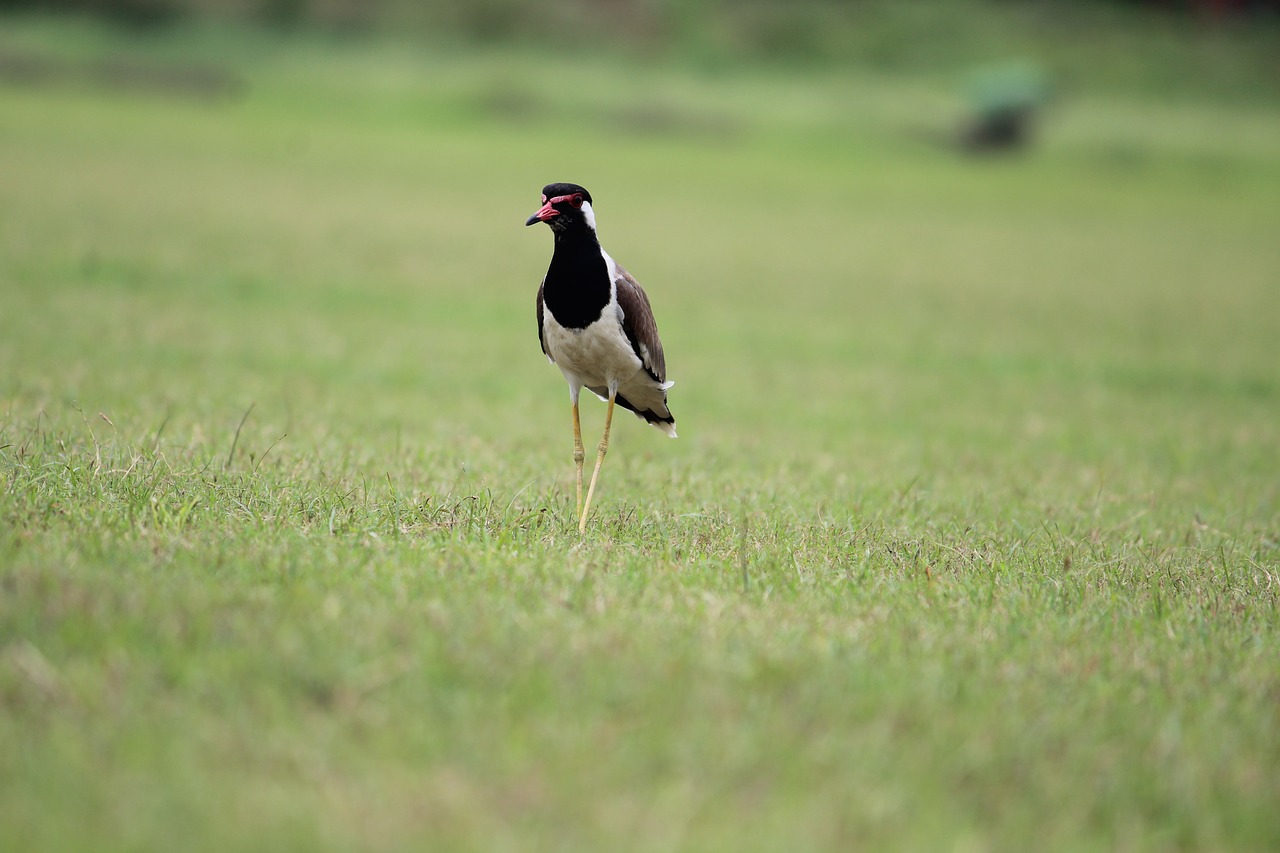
543,228,610,330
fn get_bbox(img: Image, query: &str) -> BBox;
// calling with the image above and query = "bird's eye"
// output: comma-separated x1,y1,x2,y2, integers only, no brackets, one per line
570,194,583,208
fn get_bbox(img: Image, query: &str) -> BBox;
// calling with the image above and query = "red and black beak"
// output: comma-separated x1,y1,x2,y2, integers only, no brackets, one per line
525,198,559,226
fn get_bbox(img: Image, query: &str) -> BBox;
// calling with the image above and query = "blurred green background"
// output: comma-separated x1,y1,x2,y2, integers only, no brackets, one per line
3,0,1279,98
2,2,1279,851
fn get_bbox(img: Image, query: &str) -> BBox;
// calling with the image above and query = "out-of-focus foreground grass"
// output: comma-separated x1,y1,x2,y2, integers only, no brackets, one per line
1,13,1278,853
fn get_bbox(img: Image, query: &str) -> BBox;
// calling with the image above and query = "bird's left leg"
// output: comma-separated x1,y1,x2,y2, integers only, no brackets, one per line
579,388,616,533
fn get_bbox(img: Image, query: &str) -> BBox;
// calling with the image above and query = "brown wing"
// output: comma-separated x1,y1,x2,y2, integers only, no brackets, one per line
615,267,666,383
536,278,548,359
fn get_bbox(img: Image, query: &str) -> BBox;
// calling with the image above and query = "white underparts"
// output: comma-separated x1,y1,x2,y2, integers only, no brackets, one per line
543,305,674,429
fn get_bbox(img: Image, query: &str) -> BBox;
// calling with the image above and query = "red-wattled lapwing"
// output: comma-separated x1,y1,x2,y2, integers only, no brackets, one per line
526,182,676,533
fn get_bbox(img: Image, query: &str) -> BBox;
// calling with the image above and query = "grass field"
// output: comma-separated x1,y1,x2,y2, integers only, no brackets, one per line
2,15,1279,852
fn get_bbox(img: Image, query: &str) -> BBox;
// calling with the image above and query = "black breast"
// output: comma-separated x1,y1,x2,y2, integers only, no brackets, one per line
542,232,611,330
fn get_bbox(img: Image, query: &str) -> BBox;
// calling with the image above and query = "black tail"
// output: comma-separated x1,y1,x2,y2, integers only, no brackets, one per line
616,392,677,437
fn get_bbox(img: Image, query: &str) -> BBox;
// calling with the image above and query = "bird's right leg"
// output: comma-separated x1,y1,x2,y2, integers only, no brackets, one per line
571,395,585,520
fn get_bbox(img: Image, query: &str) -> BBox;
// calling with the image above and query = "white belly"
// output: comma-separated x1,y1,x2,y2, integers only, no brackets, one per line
543,306,643,392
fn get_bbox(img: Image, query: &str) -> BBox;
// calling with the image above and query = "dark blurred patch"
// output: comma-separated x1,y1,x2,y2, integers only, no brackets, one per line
466,80,545,123
605,101,741,140
466,79,741,141
0,45,243,99
959,62,1052,155
961,103,1038,152
1090,142,1153,173
0,0,178,27
1101,364,1276,401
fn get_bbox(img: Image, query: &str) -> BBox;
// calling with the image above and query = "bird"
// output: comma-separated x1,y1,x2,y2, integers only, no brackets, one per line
525,182,676,533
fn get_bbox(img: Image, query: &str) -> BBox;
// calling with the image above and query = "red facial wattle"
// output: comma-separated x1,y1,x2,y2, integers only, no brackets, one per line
526,200,560,225
525,193,584,226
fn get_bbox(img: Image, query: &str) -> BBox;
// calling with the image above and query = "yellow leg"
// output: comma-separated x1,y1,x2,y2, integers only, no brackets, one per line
579,391,616,533
572,399,585,520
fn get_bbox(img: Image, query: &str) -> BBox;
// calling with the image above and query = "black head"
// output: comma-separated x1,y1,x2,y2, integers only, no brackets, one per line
525,182,596,235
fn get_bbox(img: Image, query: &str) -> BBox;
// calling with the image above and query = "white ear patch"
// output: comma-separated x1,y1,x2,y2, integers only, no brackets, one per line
580,199,597,232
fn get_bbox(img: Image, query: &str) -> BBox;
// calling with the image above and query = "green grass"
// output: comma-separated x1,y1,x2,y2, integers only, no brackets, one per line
2,16,1279,853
